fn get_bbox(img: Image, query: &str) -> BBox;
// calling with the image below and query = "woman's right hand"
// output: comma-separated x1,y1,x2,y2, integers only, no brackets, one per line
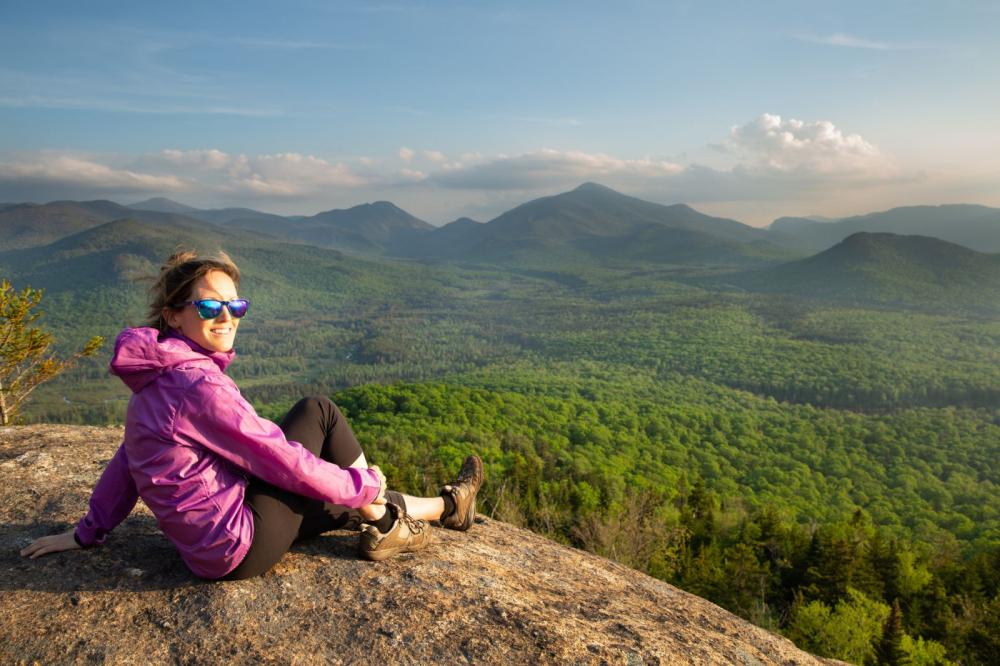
369,465,387,504
20,529,81,559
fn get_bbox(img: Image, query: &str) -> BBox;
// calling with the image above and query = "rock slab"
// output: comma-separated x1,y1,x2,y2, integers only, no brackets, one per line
0,425,840,665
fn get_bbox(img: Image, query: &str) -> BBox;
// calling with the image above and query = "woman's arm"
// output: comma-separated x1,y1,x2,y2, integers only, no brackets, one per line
74,442,140,547
20,442,139,558
179,377,383,509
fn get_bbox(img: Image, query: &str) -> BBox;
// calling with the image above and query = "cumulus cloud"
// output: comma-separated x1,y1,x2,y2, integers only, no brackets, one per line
0,148,368,203
0,153,187,193
141,148,368,195
431,149,683,190
423,150,447,163
228,152,366,194
156,148,231,170
398,146,415,162
725,113,889,175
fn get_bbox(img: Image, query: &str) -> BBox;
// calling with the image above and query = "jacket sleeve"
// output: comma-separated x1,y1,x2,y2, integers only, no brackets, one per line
74,442,140,547
177,377,382,509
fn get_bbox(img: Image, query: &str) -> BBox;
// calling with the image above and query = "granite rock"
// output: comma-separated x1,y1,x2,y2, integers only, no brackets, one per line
1,425,844,665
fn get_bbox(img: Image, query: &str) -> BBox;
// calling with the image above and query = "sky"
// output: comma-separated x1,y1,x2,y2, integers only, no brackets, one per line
1,0,998,227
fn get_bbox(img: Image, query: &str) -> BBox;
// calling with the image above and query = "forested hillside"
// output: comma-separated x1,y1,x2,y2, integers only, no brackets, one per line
722,232,1000,315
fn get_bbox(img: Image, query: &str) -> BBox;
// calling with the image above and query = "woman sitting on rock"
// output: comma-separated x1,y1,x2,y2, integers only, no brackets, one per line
20,250,483,580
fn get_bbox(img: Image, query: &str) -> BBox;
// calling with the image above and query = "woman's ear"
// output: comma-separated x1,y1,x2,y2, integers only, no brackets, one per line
162,307,179,329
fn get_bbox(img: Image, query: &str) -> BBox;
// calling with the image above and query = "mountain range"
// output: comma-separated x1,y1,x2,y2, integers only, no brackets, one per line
130,198,433,255
2,183,999,313
132,183,793,266
5,184,998,264
392,182,796,266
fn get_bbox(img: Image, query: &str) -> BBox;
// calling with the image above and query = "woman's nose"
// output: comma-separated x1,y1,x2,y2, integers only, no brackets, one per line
216,305,233,321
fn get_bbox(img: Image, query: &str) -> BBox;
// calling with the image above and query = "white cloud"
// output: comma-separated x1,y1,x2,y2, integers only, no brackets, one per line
423,150,447,163
506,115,583,127
230,37,361,51
225,152,367,195
796,33,926,51
398,146,415,162
431,149,683,190
0,148,367,202
0,94,282,117
149,148,367,191
725,113,889,175
398,168,428,182
0,153,187,192
157,148,231,170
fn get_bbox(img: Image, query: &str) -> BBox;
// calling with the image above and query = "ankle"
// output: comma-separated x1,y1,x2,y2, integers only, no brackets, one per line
439,490,456,520
366,503,397,534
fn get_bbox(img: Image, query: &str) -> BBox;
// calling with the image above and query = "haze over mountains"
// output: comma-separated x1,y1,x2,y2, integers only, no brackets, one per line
3,182,999,313
4,183,990,260
767,204,1000,253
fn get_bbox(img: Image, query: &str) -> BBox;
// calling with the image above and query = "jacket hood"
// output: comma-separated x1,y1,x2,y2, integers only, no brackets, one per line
109,327,236,393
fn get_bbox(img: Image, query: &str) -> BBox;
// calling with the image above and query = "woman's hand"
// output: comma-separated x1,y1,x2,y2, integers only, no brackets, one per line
19,530,81,559
369,465,387,505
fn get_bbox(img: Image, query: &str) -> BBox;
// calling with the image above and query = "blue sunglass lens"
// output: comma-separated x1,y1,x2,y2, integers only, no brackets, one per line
228,300,249,318
195,300,224,319
193,299,249,319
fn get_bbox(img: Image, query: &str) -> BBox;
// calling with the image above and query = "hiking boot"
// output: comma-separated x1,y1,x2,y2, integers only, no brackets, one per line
359,504,431,562
440,455,484,531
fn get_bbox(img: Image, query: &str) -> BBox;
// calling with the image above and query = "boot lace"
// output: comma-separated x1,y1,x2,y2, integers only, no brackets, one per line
400,511,425,535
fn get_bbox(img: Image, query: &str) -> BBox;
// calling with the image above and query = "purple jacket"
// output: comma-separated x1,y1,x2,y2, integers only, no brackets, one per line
74,327,382,579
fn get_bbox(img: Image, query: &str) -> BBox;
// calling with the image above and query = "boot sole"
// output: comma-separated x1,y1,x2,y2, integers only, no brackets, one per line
359,531,431,561
361,543,409,561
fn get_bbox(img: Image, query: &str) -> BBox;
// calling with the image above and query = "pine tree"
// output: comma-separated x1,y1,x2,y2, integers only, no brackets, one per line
871,599,910,665
0,280,102,425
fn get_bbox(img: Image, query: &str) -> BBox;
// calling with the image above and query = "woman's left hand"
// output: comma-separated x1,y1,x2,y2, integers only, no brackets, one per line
369,465,387,504
20,530,81,559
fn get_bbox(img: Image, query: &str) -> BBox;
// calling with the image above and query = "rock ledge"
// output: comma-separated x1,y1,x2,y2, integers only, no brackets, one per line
1,425,838,664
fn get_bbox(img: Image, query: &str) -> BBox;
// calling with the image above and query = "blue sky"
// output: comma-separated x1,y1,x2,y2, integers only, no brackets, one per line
1,0,998,225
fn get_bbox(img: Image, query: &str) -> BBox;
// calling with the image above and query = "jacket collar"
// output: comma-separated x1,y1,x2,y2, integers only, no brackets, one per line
163,327,236,373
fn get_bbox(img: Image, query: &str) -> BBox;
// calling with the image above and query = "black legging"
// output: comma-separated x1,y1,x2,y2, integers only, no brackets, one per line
221,396,405,580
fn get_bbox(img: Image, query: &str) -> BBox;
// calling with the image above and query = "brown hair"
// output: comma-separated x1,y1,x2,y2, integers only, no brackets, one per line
145,249,241,333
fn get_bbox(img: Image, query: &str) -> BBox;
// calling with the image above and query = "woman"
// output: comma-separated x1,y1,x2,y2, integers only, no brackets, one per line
20,250,483,579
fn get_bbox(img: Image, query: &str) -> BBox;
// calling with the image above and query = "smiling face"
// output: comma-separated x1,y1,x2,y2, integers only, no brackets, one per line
163,270,241,353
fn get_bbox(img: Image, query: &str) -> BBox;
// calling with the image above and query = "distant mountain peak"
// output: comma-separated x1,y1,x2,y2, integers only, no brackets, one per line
834,231,979,260
128,197,199,214
368,200,407,212
572,181,617,194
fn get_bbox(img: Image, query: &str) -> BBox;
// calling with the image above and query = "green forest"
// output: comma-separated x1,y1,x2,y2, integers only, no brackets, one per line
5,224,1000,664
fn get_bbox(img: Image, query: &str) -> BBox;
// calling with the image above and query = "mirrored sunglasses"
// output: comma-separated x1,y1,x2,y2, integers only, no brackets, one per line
174,299,250,320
